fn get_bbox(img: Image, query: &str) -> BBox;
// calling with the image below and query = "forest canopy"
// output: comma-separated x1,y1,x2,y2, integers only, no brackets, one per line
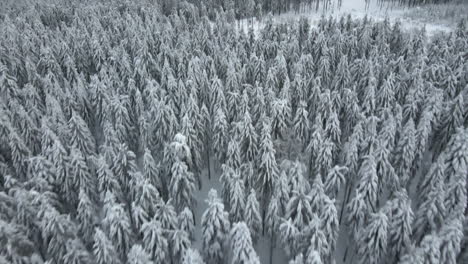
0,1,467,264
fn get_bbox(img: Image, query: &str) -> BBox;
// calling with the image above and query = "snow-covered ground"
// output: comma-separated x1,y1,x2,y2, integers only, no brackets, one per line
240,0,466,37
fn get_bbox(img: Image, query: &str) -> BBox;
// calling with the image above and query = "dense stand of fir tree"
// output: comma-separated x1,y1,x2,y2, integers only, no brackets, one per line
0,2,467,264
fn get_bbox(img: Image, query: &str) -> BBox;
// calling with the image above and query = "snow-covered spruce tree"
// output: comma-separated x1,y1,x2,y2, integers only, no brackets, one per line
102,202,132,261
220,164,235,205
386,190,414,262
361,115,379,154
346,191,367,248
393,118,417,189
303,214,329,262
0,218,36,263
292,100,310,144
8,129,31,179
171,230,191,263
10,100,41,155
341,121,362,174
141,219,168,263
320,195,339,260
230,222,260,264
239,111,258,163
324,165,347,199
127,244,153,264
416,154,446,205
201,189,230,264
165,133,191,165
40,208,78,263
265,195,281,239
26,155,56,189
256,115,279,202
413,162,446,244
274,51,288,88
137,172,162,212
418,233,441,264
306,250,322,264
377,109,397,152
377,72,396,110
209,77,226,115
225,89,241,125
111,143,138,198
413,108,434,173
179,207,195,240
148,99,171,148
306,114,323,177
439,217,464,264
315,138,335,178
309,172,326,215
400,233,440,264
361,68,377,116
95,154,123,203
212,107,228,163
289,253,304,264
275,170,290,214
244,189,262,242
229,172,246,223
285,186,313,231
68,110,95,157
434,93,465,154
100,121,118,161
77,189,97,246
40,119,58,153
142,148,163,198
339,128,361,221
279,218,299,258
154,199,178,231
109,95,133,146
317,49,331,88
182,248,205,264
63,238,92,264
375,137,399,194
443,127,468,219
88,75,108,126
69,147,96,206
225,139,242,170
179,112,203,183
287,161,310,195
169,158,196,212
102,190,117,217
357,211,388,264
138,114,150,154
131,202,149,235
355,154,378,212
251,86,267,124
341,87,361,139
93,227,122,264
325,109,341,145
270,98,291,140
457,215,468,263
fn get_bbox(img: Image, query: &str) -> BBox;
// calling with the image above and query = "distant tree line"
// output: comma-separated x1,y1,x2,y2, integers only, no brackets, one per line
161,0,464,18
377,0,463,7
158,0,337,18
1,0,464,22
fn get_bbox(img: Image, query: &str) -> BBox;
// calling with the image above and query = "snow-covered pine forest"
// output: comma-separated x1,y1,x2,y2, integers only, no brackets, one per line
0,1,467,264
